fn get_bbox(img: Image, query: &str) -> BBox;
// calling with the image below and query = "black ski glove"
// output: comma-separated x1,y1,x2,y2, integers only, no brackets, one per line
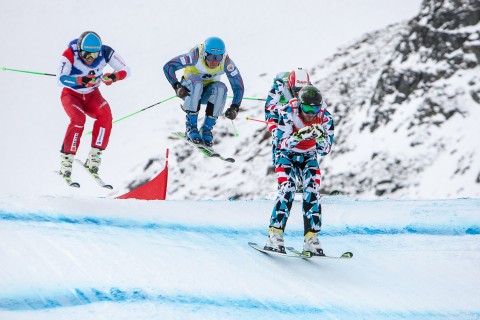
225,104,240,120
173,82,190,98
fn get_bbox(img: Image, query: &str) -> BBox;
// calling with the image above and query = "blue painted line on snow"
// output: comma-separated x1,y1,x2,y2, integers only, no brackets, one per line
0,287,324,314
0,287,478,319
1,211,479,236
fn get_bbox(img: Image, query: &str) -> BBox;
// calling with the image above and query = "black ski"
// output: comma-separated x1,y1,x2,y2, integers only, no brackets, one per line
74,159,113,189
171,132,235,163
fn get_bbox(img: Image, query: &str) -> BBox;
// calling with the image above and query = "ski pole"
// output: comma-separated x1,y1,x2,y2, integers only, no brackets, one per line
228,96,266,102
246,116,267,124
87,95,177,134
1,67,56,77
231,120,239,137
1,68,266,102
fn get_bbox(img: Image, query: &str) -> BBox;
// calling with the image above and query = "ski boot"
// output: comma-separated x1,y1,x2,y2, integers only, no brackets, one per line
186,112,202,144
85,147,102,174
264,227,286,253
303,231,325,256
200,116,217,147
60,153,74,177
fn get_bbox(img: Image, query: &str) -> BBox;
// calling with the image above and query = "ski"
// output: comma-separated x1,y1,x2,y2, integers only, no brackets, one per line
286,247,353,259
249,242,353,259
248,242,306,258
74,159,113,189
328,190,341,196
171,132,235,163
296,187,341,196
54,171,80,188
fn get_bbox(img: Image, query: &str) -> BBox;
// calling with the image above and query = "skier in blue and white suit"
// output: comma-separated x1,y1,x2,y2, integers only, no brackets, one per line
163,37,244,147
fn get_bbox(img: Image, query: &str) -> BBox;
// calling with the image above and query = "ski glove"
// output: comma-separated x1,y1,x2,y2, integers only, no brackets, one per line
314,124,326,142
101,72,119,86
293,125,320,141
76,75,97,88
225,104,240,120
272,78,285,96
173,82,190,98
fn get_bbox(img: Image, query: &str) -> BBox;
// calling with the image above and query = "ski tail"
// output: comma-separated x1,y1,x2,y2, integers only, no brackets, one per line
54,171,80,188
74,159,113,189
171,132,235,163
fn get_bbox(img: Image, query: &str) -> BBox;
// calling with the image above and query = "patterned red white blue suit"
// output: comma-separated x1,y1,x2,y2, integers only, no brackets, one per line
270,98,334,235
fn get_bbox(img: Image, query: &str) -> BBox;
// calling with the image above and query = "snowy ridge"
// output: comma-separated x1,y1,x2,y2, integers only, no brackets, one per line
1,196,479,319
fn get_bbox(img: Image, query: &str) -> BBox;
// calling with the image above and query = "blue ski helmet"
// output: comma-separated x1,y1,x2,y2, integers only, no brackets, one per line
78,31,102,52
204,37,225,55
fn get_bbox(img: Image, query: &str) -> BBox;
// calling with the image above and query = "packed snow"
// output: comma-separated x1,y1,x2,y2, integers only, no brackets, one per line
0,195,479,319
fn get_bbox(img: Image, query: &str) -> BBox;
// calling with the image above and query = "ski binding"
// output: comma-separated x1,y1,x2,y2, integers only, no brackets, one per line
74,159,113,189
55,171,80,188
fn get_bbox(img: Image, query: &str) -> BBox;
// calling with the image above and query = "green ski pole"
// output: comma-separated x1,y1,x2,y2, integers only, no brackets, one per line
1,67,56,77
228,95,265,102
87,95,177,134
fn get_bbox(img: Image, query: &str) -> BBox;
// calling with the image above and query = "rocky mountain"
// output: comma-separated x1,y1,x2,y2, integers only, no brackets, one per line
314,0,480,198
126,0,480,200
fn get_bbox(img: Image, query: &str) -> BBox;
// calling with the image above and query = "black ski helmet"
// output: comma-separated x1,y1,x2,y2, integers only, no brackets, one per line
298,85,323,106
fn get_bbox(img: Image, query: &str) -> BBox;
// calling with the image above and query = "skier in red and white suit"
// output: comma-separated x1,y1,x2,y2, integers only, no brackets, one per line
56,31,130,178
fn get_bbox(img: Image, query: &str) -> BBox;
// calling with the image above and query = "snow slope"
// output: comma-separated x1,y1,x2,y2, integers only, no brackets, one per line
0,196,479,319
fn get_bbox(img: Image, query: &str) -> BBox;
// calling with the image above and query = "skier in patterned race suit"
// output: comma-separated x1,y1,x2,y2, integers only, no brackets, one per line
56,31,131,178
163,36,244,147
264,85,334,256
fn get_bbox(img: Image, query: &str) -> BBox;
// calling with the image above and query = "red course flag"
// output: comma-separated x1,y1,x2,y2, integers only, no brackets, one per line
116,149,169,200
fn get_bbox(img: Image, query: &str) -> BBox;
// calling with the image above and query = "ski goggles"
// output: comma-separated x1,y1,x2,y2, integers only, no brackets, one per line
205,53,223,62
80,50,100,59
300,103,321,114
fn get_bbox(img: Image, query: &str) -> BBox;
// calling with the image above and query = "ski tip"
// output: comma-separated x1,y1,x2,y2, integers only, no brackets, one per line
341,252,353,258
103,185,113,190
225,158,235,163
69,182,80,188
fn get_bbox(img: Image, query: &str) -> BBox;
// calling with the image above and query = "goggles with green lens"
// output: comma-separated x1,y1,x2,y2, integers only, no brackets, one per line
300,103,321,114
80,50,100,59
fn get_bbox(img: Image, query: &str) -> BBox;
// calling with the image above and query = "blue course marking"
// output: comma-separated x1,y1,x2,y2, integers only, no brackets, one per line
0,211,479,236
0,287,324,313
0,287,479,319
